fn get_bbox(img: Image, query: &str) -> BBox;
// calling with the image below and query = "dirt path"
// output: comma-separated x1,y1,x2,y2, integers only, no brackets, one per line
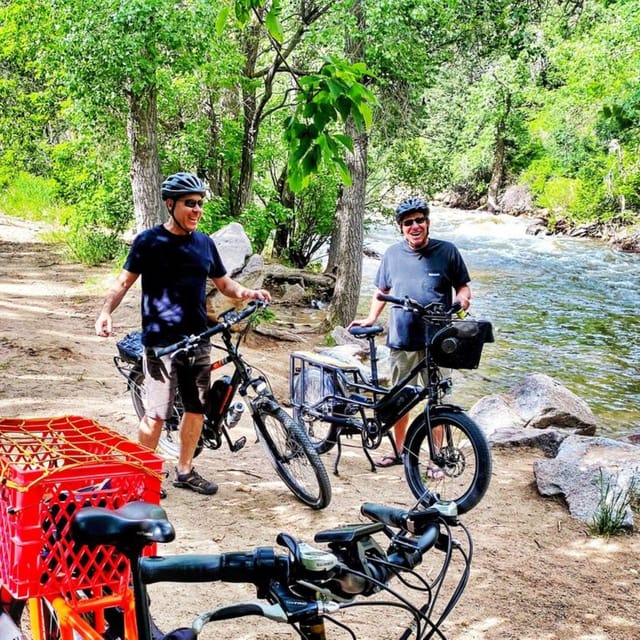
1,216,638,639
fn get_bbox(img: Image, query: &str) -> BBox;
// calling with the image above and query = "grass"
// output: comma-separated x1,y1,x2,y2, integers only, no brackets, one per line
0,172,73,224
589,468,639,538
0,172,125,265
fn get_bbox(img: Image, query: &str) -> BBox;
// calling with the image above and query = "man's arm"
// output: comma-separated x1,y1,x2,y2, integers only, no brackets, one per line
348,287,389,328
95,270,139,337
212,274,272,303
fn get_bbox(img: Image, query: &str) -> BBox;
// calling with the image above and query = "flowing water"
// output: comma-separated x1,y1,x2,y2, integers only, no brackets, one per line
360,208,640,437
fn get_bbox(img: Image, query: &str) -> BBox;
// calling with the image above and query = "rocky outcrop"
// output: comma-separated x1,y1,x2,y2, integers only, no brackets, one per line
469,373,597,452
206,223,266,322
534,435,640,528
499,185,535,216
470,373,640,527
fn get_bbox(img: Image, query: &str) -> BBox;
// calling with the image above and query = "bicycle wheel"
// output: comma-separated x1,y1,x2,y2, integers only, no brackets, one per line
128,368,201,459
254,401,332,509
403,409,492,515
291,368,340,454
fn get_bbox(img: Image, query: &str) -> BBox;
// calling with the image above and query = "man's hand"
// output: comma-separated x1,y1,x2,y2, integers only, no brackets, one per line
243,288,272,303
95,311,112,337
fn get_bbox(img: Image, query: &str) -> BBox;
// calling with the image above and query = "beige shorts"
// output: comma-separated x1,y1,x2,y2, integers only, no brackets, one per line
389,349,429,388
142,343,211,419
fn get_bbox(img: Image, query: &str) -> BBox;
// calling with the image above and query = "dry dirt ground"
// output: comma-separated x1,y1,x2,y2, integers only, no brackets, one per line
1,214,639,640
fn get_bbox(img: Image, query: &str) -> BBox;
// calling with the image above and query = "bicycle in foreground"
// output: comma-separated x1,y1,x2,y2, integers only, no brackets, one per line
114,299,331,509
290,293,494,514
0,496,472,639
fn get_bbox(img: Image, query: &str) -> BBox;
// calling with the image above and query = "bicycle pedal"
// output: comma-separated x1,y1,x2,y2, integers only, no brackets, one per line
231,436,247,452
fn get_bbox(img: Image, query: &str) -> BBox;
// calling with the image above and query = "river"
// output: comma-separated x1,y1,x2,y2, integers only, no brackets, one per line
360,208,640,437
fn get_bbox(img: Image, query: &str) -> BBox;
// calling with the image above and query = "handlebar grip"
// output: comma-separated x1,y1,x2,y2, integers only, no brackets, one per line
140,548,289,585
361,502,444,534
376,293,405,305
361,503,410,528
152,340,187,358
141,554,224,584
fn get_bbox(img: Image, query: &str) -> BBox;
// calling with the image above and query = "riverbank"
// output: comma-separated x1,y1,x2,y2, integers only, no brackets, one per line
1,217,639,639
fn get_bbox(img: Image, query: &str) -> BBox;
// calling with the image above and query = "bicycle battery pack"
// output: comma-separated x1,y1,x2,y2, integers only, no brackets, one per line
206,375,233,418
377,385,423,424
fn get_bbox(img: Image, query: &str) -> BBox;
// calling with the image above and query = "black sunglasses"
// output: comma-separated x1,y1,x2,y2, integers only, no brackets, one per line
401,215,428,228
182,198,204,208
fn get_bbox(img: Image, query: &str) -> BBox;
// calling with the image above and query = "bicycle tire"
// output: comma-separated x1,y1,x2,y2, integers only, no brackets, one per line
403,409,492,515
128,368,202,460
291,369,340,455
254,402,332,509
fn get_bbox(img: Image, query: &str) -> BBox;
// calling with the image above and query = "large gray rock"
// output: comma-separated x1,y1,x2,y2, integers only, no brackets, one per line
534,435,640,527
211,222,253,276
470,373,597,454
206,223,266,321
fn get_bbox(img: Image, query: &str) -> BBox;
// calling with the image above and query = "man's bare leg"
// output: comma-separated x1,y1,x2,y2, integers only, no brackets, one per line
176,411,204,475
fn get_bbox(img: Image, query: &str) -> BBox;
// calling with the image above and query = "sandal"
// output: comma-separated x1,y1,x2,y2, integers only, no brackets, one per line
426,465,445,480
375,454,403,468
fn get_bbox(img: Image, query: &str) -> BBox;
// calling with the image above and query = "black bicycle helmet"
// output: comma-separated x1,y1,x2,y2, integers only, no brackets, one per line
395,197,429,223
161,172,206,201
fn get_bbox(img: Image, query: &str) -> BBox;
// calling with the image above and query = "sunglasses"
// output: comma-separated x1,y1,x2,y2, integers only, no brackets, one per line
182,198,204,208
401,216,427,228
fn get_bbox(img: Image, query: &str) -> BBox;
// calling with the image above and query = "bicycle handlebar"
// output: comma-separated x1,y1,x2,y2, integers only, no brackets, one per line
376,293,461,318
152,299,267,358
72,500,461,634
137,500,445,593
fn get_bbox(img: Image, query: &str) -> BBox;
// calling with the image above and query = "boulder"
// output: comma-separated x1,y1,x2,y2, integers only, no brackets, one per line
534,435,640,527
470,373,597,455
499,185,535,215
206,223,266,322
210,222,253,276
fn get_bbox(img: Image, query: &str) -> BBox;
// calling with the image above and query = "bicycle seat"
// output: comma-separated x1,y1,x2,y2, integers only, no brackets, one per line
72,501,176,548
349,326,384,338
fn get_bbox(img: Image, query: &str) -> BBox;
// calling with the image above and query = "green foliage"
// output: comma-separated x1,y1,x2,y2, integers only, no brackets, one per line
538,177,581,214
284,57,377,192
50,141,134,231
64,227,125,266
3,0,640,257
0,172,71,224
588,469,638,538
387,138,451,195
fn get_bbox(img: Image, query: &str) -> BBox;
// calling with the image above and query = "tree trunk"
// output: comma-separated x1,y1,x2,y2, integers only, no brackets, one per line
326,121,367,327
487,92,511,213
326,3,368,328
127,85,163,232
487,131,505,212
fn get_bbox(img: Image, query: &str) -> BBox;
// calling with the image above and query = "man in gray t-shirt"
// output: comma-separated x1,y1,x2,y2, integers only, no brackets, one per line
349,197,471,468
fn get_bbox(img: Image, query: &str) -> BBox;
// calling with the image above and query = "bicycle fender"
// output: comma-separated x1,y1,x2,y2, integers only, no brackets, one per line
423,403,466,417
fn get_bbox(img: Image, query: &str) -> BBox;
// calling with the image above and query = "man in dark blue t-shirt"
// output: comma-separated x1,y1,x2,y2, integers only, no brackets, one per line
350,197,471,470
95,172,270,497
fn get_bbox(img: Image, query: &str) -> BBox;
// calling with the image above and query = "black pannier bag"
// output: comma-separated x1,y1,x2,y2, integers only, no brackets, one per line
429,320,494,370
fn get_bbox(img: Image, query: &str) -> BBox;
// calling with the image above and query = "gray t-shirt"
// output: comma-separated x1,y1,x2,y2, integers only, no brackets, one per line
375,238,470,350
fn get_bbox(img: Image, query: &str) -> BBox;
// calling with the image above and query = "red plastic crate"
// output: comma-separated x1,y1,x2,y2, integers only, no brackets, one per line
0,416,164,599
